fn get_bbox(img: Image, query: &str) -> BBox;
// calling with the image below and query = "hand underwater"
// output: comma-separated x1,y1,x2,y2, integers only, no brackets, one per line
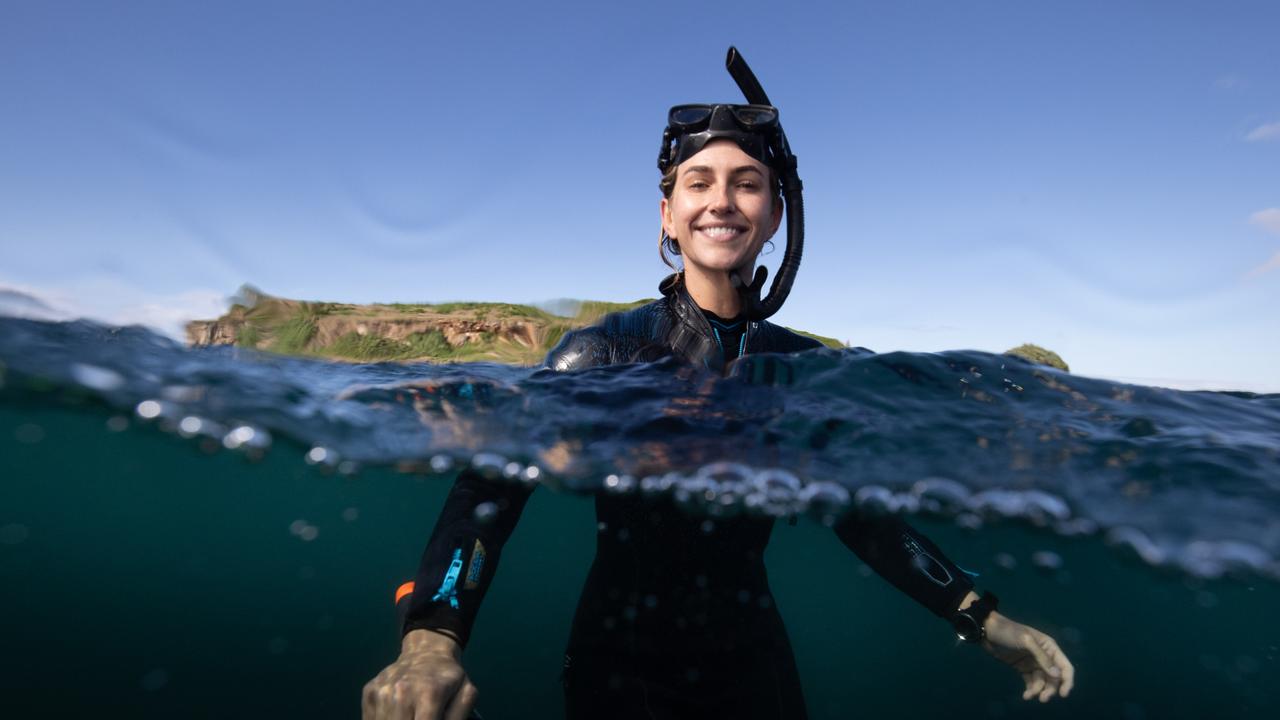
981,613,1075,703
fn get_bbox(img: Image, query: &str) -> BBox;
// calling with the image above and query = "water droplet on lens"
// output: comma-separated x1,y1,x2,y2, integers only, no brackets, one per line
1031,550,1063,571
105,416,129,432
298,526,319,542
289,520,307,536
994,552,1017,571
306,446,331,465
0,523,30,545
341,507,359,522
14,423,44,444
140,668,169,692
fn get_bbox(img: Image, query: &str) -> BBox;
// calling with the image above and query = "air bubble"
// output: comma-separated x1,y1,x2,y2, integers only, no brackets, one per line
135,400,162,419
474,502,499,523
70,363,124,392
604,474,636,494
306,446,333,465
178,416,203,437
470,452,507,479
429,454,454,474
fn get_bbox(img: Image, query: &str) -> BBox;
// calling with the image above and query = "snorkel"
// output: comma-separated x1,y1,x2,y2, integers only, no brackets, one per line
658,47,804,322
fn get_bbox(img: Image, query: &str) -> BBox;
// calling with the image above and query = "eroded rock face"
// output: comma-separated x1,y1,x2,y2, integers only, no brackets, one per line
185,320,238,347
184,292,551,362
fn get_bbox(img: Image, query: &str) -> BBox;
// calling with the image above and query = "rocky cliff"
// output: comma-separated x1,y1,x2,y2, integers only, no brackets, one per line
185,286,846,365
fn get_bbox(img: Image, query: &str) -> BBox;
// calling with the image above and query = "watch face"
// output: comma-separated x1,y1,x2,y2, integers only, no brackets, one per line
952,613,981,642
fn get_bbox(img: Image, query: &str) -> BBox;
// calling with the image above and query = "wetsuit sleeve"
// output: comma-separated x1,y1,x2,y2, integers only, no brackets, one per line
400,468,535,647
833,509,976,619
400,328,613,646
544,326,613,371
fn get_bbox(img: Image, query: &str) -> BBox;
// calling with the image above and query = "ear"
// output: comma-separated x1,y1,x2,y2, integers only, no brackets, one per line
767,197,784,238
660,196,676,240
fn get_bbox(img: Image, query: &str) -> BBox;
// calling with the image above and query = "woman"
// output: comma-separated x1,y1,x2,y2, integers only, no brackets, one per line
363,54,1074,720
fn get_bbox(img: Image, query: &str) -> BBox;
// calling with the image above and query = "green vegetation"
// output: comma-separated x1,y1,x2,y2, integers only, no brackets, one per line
1004,343,1069,372
197,287,860,365
270,314,318,354
787,328,844,349
235,324,261,348
324,330,458,361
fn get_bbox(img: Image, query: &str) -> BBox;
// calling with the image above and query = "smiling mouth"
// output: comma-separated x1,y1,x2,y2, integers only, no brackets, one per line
697,225,747,240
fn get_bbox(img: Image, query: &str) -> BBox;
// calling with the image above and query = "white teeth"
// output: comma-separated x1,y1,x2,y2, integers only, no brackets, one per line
700,226,740,237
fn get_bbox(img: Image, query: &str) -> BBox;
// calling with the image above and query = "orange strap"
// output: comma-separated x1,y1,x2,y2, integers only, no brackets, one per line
395,581,416,605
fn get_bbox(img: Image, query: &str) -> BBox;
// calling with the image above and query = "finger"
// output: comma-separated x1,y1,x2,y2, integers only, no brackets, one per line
1023,672,1045,701
441,681,479,720
363,682,378,720
1021,633,1057,676
1039,676,1061,703
387,685,416,720
1055,649,1076,697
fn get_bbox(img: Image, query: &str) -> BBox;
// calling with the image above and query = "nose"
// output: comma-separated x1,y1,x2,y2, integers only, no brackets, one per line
708,183,737,214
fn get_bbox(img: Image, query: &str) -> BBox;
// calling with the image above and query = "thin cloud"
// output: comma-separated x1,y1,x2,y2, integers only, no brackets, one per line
1250,208,1280,235
1215,74,1246,90
1245,251,1280,279
1245,122,1280,142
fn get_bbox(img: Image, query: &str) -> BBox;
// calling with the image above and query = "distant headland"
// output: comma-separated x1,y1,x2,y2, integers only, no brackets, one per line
185,285,1064,370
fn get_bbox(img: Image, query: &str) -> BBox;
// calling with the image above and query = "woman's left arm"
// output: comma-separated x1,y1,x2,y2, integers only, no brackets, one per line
834,511,1074,703
954,591,1076,703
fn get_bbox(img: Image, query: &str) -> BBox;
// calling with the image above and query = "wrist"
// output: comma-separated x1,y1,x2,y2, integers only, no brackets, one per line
402,628,462,660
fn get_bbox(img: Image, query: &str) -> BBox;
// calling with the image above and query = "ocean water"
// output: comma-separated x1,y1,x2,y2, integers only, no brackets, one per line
1,315,1277,718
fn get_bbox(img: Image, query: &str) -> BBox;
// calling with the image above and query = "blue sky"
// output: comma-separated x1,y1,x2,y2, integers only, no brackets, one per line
2,1,1277,391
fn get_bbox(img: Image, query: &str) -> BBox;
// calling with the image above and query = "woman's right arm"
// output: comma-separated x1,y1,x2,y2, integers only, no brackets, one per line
362,466,535,720
362,628,477,720
363,327,608,719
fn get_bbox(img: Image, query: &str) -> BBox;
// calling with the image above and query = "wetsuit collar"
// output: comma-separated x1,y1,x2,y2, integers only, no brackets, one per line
658,273,754,372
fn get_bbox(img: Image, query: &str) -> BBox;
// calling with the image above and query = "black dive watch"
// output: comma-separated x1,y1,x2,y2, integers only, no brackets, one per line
951,591,999,643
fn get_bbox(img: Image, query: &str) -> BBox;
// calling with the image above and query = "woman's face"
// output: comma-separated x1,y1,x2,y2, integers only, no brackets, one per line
661,139,782,281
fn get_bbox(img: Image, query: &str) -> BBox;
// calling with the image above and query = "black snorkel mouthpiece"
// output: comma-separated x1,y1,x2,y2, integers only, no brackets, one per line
658,47,804,323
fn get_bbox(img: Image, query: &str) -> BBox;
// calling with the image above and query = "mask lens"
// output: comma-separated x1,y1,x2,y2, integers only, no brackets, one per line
731,106,777,127
669,105,713,128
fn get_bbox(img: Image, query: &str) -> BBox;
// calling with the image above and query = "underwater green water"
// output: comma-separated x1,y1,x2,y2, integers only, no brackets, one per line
2,399,1276,718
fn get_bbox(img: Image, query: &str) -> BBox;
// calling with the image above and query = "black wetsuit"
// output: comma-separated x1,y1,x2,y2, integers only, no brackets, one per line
400,275,976,719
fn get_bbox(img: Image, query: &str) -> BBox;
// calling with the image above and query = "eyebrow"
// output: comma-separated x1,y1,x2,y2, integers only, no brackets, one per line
683,165,765,176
